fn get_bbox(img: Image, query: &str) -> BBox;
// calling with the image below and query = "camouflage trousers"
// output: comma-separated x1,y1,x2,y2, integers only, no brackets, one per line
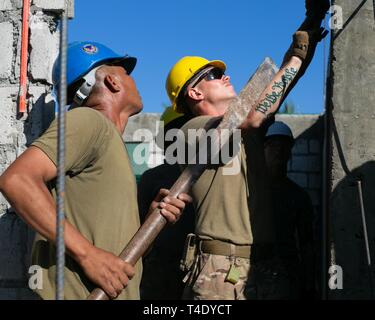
182,253,299,300
182,253,251,300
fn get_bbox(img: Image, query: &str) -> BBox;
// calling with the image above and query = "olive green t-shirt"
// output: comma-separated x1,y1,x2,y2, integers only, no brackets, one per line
180,116,275,246
31,107,141,300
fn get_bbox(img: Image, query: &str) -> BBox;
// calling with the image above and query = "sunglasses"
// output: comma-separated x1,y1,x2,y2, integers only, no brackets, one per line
192,68,225,87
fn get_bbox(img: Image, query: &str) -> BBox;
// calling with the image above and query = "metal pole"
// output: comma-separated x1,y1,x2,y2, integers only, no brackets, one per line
357,181,371,267
56,1,68,301
322,12,333,300
357,180,374,298
356,180,374,298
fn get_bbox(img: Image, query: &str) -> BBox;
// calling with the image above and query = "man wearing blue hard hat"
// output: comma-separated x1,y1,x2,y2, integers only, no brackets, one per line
264,121,315,299
53,41,137,108
0,41,191,300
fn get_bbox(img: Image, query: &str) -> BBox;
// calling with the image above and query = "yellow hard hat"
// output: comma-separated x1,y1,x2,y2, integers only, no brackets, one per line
160,106,184,127
165,56,226,113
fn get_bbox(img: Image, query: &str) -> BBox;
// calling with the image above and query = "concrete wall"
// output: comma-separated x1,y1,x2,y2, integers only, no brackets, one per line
0,0,72,300
328,0,375,299
277,114,324,214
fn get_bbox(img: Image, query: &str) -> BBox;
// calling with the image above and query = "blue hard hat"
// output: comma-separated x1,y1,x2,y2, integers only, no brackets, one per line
265,121,294,141
52,41,137,88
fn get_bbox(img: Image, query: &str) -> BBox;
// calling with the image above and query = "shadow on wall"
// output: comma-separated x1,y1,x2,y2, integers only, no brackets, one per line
292,115,325,298
243,115,325,299
278,114,325,215
23,93,55,146
328,112,375,299
0,94,54,299
330,161,375,299
0,211,38,299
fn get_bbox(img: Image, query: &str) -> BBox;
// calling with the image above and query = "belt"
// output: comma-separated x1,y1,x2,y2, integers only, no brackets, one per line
199,239,251,259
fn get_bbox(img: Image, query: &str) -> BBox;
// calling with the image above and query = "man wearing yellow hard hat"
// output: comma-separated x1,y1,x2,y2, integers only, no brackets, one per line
165,5,328,300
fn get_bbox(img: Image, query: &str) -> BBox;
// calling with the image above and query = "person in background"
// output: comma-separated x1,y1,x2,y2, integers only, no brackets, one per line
264,121,315,299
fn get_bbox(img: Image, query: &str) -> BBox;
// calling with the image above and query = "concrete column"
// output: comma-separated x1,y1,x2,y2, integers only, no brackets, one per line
0,0,73,299
328,0,375,299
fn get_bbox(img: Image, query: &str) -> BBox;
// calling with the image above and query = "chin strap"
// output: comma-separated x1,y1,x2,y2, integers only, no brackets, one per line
71,66,100,108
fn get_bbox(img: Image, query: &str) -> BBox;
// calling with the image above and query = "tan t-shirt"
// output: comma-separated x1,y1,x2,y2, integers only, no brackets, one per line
31,107,141,300
180,116,275,246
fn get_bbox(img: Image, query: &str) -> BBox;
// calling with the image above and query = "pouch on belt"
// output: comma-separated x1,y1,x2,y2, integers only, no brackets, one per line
180,233,197,272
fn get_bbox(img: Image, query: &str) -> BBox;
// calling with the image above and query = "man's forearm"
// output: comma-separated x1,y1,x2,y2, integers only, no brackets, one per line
0,173,92,263
255,56,302,116
241,56,302,129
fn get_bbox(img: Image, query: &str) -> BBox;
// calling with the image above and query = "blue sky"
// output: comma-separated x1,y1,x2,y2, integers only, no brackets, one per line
69,0,329,114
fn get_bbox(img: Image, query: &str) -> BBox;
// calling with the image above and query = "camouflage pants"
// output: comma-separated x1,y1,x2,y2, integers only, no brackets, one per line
182,253,298,300
182,253,252,300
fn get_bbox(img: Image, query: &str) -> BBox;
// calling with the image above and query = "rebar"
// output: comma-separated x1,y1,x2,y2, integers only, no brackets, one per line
56,1,68,301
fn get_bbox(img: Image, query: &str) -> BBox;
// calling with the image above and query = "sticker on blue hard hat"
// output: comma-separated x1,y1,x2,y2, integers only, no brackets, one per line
82,44,98,54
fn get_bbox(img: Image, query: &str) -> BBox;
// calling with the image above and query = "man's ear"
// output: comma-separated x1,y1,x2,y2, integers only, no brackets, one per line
187,87,204,102
104,74,121,93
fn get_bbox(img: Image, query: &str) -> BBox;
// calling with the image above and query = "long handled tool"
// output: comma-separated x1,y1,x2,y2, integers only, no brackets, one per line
87,58,278,300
